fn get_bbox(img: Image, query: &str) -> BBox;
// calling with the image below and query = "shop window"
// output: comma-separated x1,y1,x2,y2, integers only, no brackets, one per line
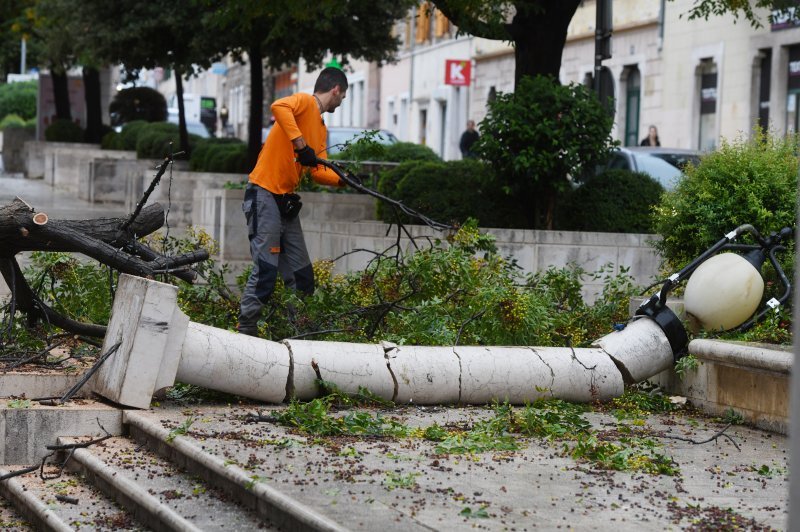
786,45,800,133
698,60,718,151
624,67,641,146
758,49,771,128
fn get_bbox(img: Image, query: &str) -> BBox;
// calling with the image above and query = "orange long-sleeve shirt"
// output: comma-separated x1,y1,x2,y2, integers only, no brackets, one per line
248,92,341,194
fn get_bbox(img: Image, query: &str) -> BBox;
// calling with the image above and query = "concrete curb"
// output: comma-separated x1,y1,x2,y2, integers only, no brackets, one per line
60,437,202,531
0,473,72,532
124,411,349,532
688,339,791,373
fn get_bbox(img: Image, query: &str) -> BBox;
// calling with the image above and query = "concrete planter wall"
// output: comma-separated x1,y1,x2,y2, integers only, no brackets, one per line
0,128,35,174
31,142,138,195
19,145,662,296
195,188,378,261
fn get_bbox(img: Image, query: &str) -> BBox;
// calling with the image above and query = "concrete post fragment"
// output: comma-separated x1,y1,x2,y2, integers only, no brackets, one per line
384,344,461,404
593,317,674,384
456,346,624,404
92,275,186,409
285,340,393,400
177,323,290,403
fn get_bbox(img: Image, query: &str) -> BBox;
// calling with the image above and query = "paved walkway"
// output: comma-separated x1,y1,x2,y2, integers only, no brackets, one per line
0,173,124,220
0,173,131,298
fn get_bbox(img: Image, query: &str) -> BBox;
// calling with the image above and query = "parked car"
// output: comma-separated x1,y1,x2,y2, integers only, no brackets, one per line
167,109,212,138
326,127,398,155
602,147,701,190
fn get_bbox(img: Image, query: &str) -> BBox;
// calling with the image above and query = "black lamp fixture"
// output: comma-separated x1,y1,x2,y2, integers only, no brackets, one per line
635,224,793,360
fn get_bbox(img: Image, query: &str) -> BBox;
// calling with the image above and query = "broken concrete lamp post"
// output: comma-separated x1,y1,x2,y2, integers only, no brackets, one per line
92,224,791,409
92,275,678,409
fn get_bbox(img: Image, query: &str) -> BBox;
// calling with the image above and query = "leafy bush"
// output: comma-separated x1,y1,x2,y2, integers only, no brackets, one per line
44,119,85,142
0,80,37,120
116,120,149,151
384,141,440,162
653,129,797,270
101,130,123,150
190,138,249,173
109,87,167,126
475,75,617,228
0,113,28,130
377,158,523,228
557,170,664,233
135,121,202,159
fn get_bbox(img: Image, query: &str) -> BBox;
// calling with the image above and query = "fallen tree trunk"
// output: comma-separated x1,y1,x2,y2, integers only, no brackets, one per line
0,197,209,338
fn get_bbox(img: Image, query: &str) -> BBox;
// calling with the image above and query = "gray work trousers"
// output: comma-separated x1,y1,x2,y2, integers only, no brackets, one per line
238,184,314,327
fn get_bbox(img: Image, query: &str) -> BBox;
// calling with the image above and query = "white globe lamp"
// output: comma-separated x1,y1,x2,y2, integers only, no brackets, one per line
683,252,765,332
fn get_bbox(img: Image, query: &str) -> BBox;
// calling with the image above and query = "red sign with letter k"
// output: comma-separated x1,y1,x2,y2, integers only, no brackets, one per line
445,59,471,86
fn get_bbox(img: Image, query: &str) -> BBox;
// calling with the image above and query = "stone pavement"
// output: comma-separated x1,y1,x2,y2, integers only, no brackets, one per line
133,401,788,531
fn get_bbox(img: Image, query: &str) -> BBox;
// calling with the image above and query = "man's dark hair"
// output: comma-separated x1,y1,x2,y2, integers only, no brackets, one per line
314,67,348,93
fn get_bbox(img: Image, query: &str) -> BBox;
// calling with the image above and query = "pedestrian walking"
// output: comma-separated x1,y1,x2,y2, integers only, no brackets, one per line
459,120,480,158
237,67,348,336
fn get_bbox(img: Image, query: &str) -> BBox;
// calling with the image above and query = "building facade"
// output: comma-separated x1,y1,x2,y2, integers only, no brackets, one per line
143,1,800,157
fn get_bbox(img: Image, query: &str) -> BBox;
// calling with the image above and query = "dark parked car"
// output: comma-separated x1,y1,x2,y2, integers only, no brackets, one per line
602,147,701,189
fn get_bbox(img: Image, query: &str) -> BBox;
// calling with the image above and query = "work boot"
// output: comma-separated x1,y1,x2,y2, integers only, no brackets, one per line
237,322,259,337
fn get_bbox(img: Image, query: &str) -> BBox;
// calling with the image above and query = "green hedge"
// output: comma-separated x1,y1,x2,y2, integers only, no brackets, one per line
333,140,440,163
556,169,664,233
190,138,248,173
0,113,32,130
44,119,85,142
377,159,523,228
135,122,197,159
0,80,37,120
383,141,440,162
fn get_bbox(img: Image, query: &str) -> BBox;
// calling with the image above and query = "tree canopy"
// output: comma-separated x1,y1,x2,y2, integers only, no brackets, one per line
199,0,415,166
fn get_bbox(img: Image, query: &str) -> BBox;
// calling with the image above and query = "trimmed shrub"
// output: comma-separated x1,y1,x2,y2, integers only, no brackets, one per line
135,122,180,159
378,159,523,228
383,141,440,162
118,120,149,151
101,131,122,150
109,87,167,126
652,129,798,270
0,80,37,120
190,138,247,173
44,119,85,142
0,113,27,130
556,170,664,233
134,121,203,159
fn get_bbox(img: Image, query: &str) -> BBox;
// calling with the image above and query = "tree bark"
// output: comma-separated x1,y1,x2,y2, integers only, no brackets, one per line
51,69,72,121
247,41,265,170
509,2,582,87
83,66,104,143
175,67,190,158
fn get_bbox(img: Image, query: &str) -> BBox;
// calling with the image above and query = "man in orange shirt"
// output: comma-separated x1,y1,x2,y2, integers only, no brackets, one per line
238,67,348,336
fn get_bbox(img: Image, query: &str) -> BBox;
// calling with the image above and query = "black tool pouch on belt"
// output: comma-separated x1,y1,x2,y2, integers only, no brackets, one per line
274,193,303,220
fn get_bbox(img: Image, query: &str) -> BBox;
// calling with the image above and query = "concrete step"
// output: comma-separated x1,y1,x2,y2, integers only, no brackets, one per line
124,411,348,532
0,398,123,465
0,464,146,531
0,489,33,530
60,435,272,531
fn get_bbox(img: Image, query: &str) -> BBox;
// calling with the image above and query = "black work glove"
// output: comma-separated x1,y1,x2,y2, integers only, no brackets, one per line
294,145,318,167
